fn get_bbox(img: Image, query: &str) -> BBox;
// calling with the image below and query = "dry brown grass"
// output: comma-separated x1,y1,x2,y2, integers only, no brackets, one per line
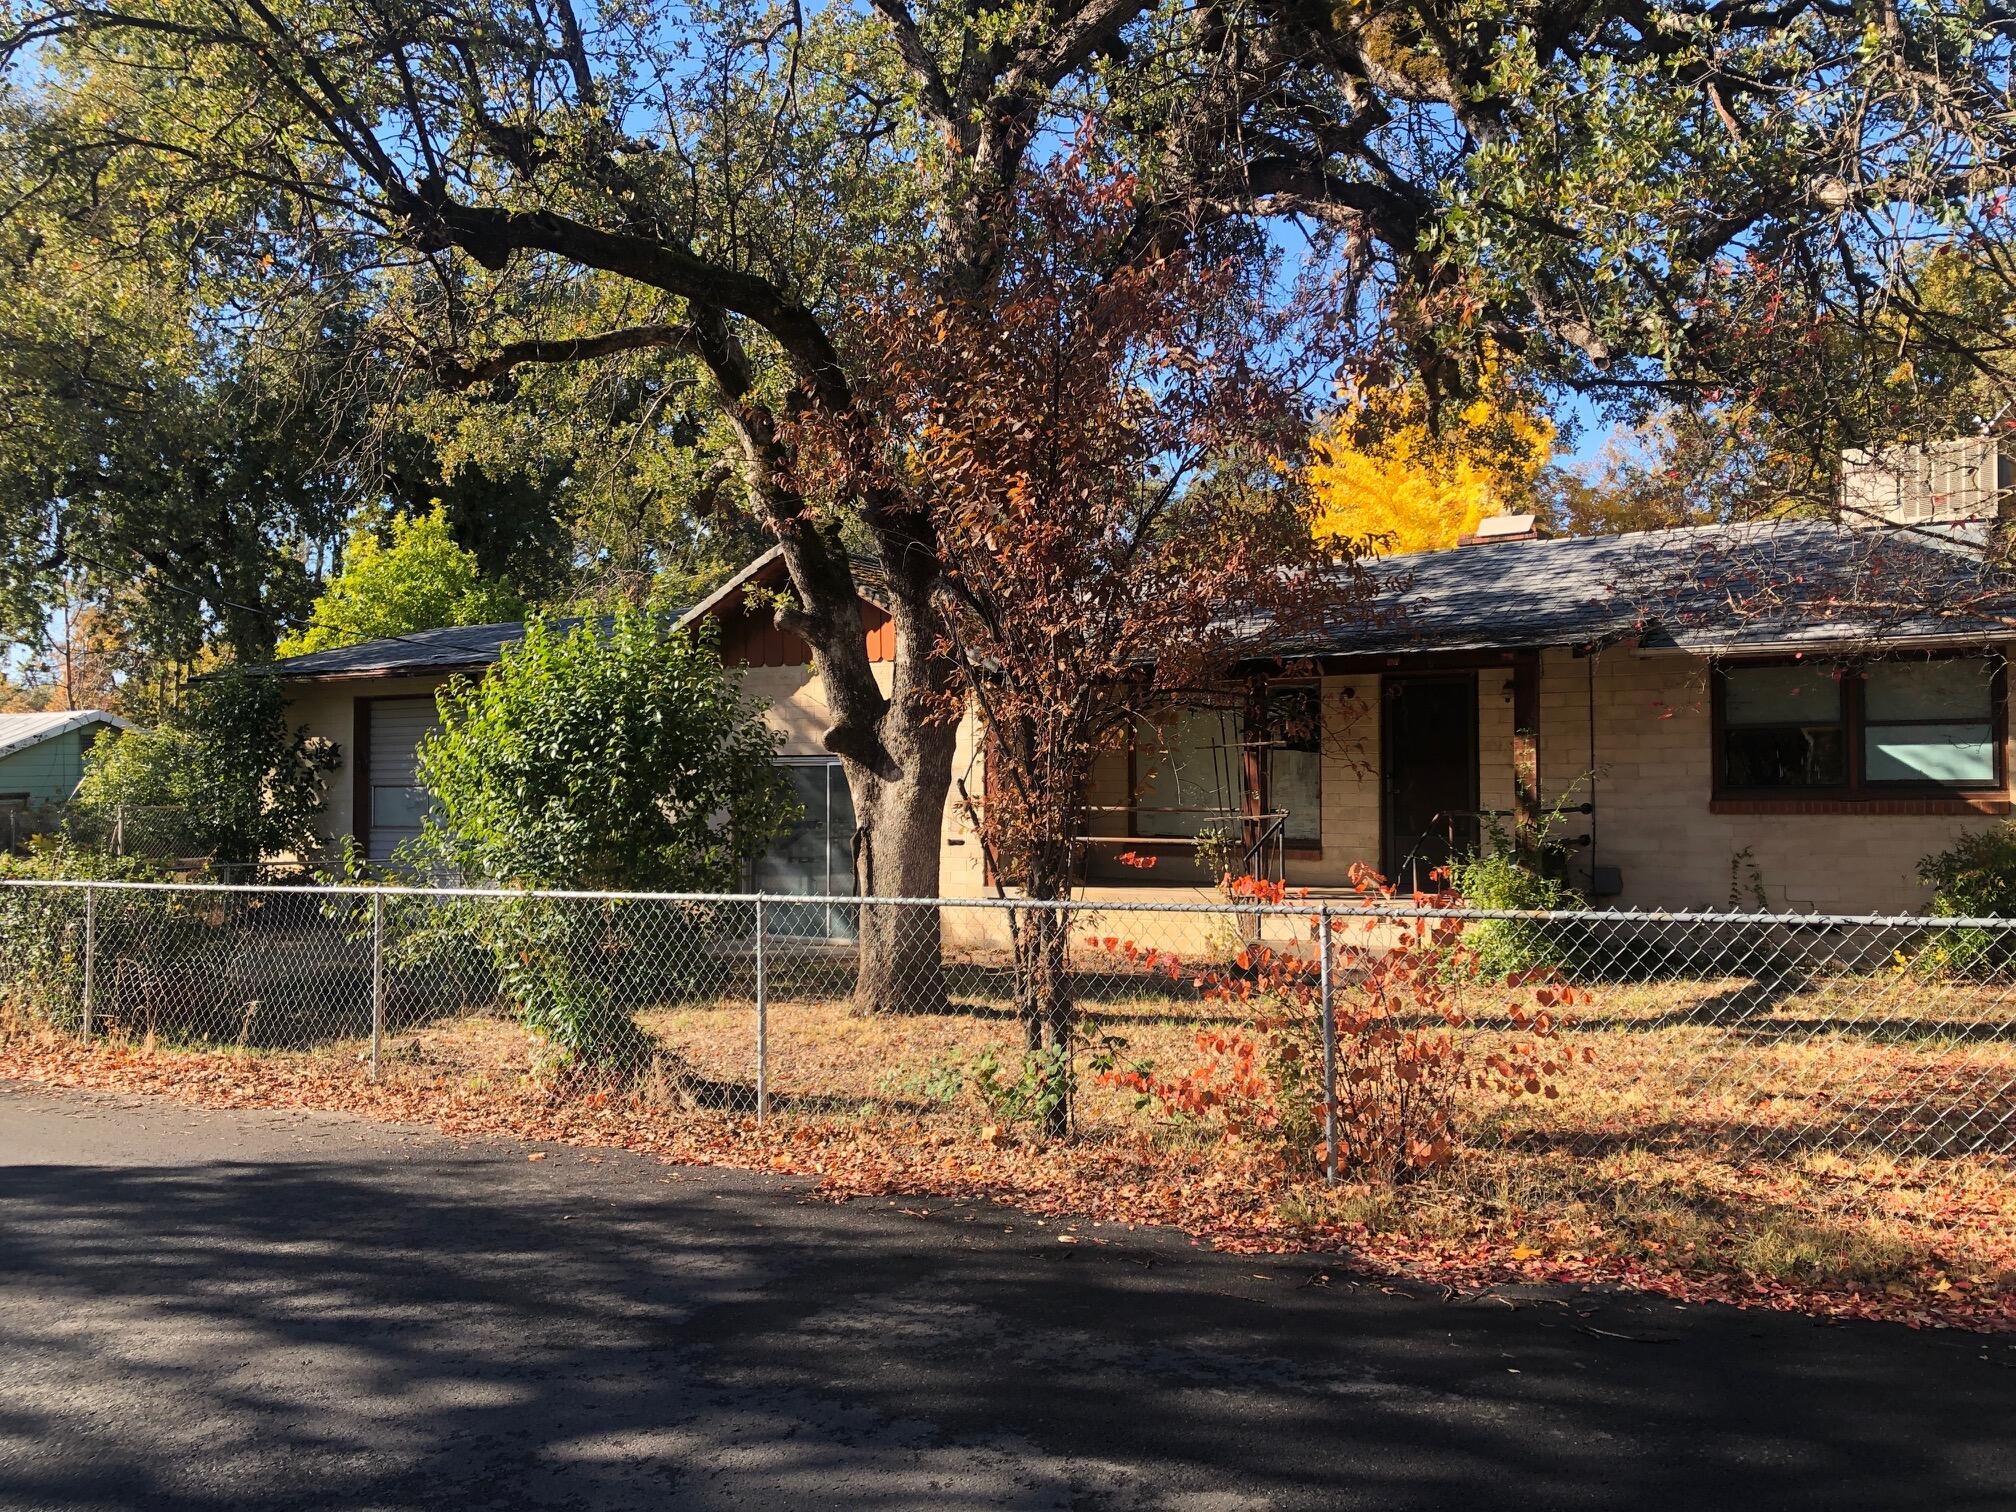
7,958,2015,1328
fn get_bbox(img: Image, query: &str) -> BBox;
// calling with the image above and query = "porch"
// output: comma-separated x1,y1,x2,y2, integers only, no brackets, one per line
1072,648,1556,898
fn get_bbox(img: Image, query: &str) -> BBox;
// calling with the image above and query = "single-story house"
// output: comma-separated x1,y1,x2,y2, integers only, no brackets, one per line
264,512,2016,929
0,710,133,810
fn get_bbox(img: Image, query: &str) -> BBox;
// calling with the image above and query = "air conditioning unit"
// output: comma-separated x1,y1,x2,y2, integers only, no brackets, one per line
1840,437,2012,525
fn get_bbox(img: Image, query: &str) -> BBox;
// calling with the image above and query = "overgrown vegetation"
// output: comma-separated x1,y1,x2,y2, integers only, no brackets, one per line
1916,823,2016,977
0,843,168,1031
390,609,794,1070
1443,807,1580,981
1095,872,1590,1183
75,668,338,865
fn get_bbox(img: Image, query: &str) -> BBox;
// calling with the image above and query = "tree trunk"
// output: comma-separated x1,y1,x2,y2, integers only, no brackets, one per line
845,718,958,1015
698,332,958,1018
1010,847,1078,1139
1010,906,1075,1140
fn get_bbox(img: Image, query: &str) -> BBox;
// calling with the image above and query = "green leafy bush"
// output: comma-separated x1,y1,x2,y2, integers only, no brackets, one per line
76,668,338,865
409,610,792,891
1915,823,2016,976
1444,835,1574,981
396,609,795,1070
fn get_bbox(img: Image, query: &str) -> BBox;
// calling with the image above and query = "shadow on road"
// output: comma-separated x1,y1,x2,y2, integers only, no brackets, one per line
0,1089,2009,1511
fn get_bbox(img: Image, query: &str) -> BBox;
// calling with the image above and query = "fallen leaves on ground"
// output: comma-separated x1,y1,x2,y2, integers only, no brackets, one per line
2,1024,2010,1334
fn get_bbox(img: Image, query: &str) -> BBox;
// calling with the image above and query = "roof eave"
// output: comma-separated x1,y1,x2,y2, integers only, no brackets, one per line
0,710,136,760
676,545,785,630
1635,628,2016,657
266,659,493,684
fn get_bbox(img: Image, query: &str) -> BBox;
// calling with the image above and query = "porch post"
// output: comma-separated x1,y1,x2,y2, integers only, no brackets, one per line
1240,677,1267,871
1511,650,1541,852
1240,678,1269,941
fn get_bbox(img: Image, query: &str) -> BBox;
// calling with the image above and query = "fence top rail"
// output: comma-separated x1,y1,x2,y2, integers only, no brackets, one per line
0,874,2011,930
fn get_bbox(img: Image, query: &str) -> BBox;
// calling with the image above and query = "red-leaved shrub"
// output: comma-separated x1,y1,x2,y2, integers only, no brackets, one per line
1094,869,1589,1183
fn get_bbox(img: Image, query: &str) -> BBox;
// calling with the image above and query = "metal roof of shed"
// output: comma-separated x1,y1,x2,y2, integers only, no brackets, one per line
0,710,135,760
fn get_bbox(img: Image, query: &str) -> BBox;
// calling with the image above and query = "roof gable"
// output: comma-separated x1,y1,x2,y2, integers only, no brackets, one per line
0,710,135,761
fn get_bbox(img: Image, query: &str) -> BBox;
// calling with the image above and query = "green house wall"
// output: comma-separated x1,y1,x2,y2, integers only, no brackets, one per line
0,729,94,805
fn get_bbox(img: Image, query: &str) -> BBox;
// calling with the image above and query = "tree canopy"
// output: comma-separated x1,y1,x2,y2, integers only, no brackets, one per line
7,0,2016,966
1309,369,1557,554
277,506,523,657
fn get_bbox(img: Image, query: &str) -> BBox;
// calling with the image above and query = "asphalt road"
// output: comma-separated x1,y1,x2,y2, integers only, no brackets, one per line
0,1082,2012,1511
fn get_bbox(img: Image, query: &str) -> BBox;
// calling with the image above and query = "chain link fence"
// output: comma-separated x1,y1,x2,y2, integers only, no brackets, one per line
2,803,219,869
1,878,2014,1171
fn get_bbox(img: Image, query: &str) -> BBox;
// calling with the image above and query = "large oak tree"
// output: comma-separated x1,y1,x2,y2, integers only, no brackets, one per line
5,0,2013,1006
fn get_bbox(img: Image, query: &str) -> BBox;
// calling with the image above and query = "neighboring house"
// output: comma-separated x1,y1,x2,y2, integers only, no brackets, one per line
0,711,134,811
263,509,2016,925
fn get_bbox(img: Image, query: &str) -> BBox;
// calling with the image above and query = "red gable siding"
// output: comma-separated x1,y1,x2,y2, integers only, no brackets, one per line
715,598,894,667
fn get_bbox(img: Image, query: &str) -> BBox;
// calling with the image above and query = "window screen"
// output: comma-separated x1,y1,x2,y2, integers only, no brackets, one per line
1136,695,1324,846
1265,687,1322,846
1135,709,1241,838
1863,658,1997,785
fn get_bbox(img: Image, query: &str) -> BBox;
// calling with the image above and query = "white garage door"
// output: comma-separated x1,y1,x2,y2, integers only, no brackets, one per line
366,697,441,862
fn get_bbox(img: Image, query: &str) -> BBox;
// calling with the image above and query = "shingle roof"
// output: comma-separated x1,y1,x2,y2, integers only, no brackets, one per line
256,520,2016,683
0,710,134,760
256,611,702,682
1258,518,2016,659
251,620,544,681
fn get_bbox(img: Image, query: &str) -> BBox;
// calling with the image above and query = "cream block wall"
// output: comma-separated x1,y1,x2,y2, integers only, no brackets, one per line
1294,645,2013,914
736,662,847,759
285,639,2016,917
1561,647,2014,914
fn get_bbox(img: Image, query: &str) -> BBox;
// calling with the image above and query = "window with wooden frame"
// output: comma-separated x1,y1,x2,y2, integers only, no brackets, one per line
1713,653,2006,799
1130,688,1323,848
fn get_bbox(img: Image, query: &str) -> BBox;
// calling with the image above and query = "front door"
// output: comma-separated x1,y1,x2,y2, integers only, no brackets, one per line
364,697,441,863
1381,675,1479,892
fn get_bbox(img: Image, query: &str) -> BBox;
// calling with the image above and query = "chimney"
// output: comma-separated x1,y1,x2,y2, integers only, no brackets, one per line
1839,437,2011,526
1457,512,1541,546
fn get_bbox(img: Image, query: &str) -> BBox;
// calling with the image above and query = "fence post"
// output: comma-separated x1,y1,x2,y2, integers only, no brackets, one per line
369,892,385,1082
81,883,97,1041
754,895,768,1123
1319,904,1337,1185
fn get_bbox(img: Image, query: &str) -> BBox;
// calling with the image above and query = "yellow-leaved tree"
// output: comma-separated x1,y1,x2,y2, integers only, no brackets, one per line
1307,373,1556,554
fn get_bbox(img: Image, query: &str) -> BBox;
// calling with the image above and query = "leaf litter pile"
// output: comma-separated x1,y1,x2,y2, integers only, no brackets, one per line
3,991,2013,1334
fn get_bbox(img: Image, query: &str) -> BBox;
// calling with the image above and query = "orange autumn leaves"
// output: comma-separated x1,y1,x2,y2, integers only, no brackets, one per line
1091,876,1592,1183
